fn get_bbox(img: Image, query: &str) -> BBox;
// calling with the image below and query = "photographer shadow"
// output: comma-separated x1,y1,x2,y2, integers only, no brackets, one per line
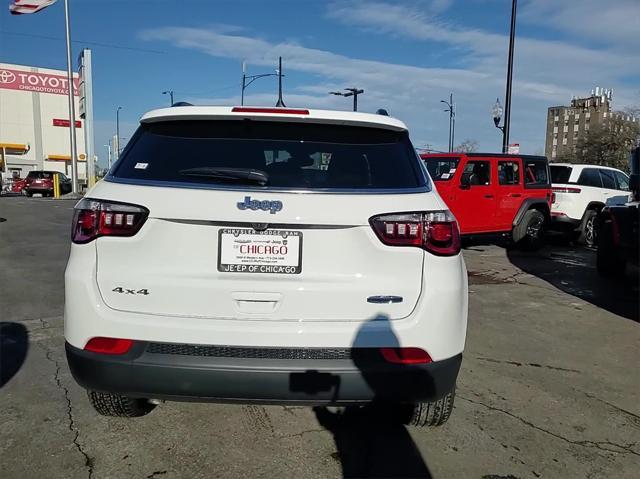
313,315,433,478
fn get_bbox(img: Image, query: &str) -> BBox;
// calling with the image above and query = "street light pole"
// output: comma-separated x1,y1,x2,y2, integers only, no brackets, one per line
440,93,455,152
240,61,279,106
162,90,174,106
502,0,518,153
329,88,364,111
63,0,79,194
116,106,122,160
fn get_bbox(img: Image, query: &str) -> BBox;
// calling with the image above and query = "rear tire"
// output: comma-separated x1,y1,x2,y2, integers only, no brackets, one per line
512,209,546,250
578,209,598,247
405,389,455,427
87,391,156,417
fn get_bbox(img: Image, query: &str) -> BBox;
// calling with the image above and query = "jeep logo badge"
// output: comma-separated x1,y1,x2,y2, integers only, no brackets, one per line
237,196,283,214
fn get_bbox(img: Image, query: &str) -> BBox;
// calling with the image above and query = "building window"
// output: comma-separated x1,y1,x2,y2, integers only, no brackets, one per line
585,124,590,131
563,126,569,132
586,112,591,119
574,124,579,132
554,116,559,122
553,126,558,133
603,112,608,118
563,137,567,145
553,138,558,146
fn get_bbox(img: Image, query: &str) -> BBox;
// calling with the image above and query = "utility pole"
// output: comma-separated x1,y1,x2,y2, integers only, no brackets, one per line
104,143,112,169
276,56,286,107
329,88,365,111
502,0,518,153
163,90,174,106
440,93,455,152
116,106,122,160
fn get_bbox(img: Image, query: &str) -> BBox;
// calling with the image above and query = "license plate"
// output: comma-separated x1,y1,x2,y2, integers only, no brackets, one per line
218,228,302,274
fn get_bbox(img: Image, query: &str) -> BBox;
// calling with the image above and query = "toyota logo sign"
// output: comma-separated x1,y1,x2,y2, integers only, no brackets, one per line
0,70,16,84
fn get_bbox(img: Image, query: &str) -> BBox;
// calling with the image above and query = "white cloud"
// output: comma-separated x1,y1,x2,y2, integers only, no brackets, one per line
138,0,639,154
326,0,639,86
520,0,640,50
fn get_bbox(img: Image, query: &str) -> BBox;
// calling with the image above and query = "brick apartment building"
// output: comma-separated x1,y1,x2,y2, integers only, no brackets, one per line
545,87,638,161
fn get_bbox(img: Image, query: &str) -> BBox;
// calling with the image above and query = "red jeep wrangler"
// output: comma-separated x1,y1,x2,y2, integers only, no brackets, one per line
421,153,553,248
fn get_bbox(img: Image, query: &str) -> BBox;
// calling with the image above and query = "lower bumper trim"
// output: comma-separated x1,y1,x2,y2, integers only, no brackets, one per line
65,342,462,405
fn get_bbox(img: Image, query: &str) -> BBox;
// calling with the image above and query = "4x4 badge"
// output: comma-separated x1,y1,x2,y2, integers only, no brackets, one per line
237,196,283,214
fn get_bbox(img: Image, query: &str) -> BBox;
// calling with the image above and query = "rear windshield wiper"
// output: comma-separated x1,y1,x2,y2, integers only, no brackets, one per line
178,167,269,186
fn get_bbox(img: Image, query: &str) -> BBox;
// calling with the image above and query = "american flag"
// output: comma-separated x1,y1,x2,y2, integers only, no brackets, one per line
9,0,57,15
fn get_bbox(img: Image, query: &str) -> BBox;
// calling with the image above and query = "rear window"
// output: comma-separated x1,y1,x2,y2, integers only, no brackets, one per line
26,171,54,179
550,165,572,184
424,156,460,181
523,160,550,188
111,121,427,190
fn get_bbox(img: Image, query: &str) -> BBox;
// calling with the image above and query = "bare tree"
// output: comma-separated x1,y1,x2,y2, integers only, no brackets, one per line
453,139,479,153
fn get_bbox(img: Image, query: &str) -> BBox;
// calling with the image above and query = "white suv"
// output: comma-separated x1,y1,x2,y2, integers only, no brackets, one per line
64,106,468,426
550,163,631,245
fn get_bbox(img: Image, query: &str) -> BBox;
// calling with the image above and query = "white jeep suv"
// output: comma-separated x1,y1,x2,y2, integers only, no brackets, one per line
64,106,468,426
550,163,631,245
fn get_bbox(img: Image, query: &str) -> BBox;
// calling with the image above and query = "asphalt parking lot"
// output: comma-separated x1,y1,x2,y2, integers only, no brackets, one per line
1,196,638,479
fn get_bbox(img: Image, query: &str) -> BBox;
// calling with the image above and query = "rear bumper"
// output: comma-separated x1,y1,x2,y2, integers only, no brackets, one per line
65,342,462,405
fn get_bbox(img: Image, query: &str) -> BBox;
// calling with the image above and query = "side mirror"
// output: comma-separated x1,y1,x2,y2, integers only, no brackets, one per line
460,172,472,189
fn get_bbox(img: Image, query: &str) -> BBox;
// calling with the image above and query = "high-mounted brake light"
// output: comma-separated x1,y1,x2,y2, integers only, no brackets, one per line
231,107,310,115
552,187,581,193
380,347,432,365
369,210,461,256
72,198,149,244
84,337,134,355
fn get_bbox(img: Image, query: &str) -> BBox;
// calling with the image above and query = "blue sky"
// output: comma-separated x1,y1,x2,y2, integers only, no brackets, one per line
1,0,639,167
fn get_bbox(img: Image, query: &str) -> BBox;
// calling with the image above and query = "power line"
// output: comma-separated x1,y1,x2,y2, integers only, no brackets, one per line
0,30,166,54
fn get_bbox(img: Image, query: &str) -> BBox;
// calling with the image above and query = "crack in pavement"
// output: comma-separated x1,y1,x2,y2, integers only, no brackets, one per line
474,356,581,373
40,343,95,479
581,392,640,427
146,471,168,478
278,428,326,439
459,395,640,457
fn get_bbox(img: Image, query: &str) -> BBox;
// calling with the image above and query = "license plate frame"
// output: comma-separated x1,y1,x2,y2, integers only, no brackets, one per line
217,228,303,274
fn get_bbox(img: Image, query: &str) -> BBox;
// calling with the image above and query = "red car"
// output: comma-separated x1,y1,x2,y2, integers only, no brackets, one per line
421,153,553,248
11,177,27,194
24,170,72,197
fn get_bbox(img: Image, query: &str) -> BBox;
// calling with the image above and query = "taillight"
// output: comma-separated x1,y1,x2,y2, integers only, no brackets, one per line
380,347,432,365
72,198,149,244
552,187,581,193
369,210,461,256
84,337,134,355
609,212,621,247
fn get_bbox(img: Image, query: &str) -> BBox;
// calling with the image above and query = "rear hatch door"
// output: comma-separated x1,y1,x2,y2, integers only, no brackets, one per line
94,118,436,322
